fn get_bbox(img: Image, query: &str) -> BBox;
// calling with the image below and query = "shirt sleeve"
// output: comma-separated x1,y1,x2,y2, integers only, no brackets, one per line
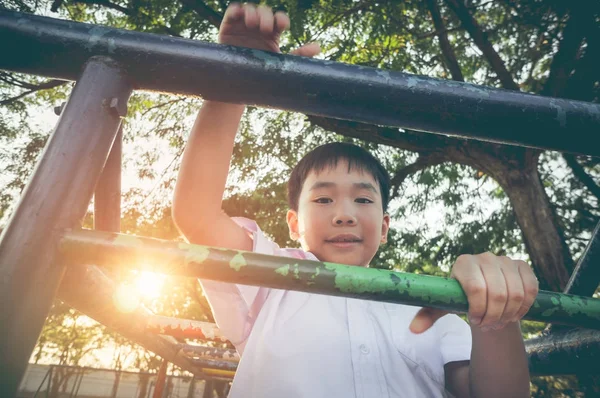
436,314,472,364
198,217,280,353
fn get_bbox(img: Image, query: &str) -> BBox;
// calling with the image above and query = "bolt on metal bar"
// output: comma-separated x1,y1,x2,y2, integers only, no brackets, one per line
58,229,600,330
0,57,132,396
526,329,600,375
1,10,600,156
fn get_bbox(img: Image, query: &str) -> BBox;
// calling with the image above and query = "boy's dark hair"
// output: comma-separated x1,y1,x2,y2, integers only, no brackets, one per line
288,142,391,212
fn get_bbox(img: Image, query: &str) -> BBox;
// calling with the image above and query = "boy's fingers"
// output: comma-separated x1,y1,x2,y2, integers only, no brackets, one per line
243,3,259,29
514,260,539,320
498,258,525,324
479,255,507,327
257,5,274,35
274,11,290,34
452,256,486,325
290,42,321,57
409,307,448,334
222,3,244,24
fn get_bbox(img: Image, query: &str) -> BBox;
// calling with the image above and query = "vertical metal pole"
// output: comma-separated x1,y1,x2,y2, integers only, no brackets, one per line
546,221,600,332
186,376,196,398
153,360,169,398
0,56,131,396
563,221,600,297
45,366,53,398
202,380,214,398
94,125,122,232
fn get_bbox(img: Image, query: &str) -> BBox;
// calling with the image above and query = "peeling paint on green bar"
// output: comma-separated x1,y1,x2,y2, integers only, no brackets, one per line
114,234,145,248
275,264,290,276
229,253,246,271
58,229,600,330
179,243,210,264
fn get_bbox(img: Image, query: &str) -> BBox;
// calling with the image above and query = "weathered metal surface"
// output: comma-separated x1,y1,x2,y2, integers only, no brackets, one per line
1,11,600,156
526,329,600,375
58,229,600,329
200,369,236,379
180,345,239,362
191,358,238,372
147,315,228,342
0,57,132,395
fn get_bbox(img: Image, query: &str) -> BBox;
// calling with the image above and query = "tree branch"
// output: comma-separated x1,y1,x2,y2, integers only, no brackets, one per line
563,154,600,201
69,0,130,15
443,0,520,90
0,79,67,106
179,0,223,29
425,0,464,82
390,154,448,199
541,6,589,97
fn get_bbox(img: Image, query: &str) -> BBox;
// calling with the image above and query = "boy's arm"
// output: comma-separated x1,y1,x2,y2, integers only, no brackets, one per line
172,4,318,250
173,101,251,250
410,253,538,398
444,323,530,398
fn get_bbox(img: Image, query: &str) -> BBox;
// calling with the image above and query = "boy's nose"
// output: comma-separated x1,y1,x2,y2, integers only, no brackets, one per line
333,214,357,226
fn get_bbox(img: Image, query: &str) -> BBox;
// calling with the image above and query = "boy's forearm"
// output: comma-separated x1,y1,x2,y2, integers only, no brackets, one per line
468,322,530,398
173,100,245,233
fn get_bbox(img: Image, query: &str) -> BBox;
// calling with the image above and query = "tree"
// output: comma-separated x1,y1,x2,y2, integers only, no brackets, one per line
2,0,599,394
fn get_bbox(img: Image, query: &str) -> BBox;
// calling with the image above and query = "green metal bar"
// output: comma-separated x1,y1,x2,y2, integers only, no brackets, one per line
58,229,600,330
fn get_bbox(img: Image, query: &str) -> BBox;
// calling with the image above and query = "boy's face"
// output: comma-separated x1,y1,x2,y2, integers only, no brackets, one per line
286,160,390,267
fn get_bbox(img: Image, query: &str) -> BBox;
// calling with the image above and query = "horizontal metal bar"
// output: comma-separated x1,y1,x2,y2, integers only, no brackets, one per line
526,329,600,375
1,11,600,156
58,229,600,329
191,358,238,372
146,315,228,342
180,345,239,362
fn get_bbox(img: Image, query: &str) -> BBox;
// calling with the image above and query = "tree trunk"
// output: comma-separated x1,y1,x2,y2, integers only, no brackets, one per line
470,147,574,291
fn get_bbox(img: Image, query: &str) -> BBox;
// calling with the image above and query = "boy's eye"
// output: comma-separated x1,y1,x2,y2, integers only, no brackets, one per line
314,198,332,204
356,198,374,204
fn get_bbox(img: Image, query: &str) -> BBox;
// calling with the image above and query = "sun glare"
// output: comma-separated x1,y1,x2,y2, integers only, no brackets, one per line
113,271,165,313
134,271,165,299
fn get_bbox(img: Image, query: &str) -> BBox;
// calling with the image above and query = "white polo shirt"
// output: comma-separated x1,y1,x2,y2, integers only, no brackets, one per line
200,218,472,397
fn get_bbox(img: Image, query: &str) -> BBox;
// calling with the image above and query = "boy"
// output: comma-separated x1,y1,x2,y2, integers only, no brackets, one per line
173,4,538,397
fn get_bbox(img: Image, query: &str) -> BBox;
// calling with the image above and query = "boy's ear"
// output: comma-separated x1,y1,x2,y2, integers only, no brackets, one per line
381,213,391,244
286,209,300,241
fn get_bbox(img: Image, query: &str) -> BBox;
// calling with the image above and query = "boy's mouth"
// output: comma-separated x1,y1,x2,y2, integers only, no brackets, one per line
325,234,362,244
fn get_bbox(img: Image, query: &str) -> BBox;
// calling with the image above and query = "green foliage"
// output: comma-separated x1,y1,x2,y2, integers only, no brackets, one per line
1,0,599,392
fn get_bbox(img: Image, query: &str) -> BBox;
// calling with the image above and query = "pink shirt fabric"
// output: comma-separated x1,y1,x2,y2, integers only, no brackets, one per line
199,217,472,398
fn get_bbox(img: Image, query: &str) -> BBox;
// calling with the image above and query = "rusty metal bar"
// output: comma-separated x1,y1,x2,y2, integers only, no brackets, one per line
0,57,131,396
526,329,600,375
1,10,600,156
58,229,600,329
180,345,239,362
146,315,227,342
